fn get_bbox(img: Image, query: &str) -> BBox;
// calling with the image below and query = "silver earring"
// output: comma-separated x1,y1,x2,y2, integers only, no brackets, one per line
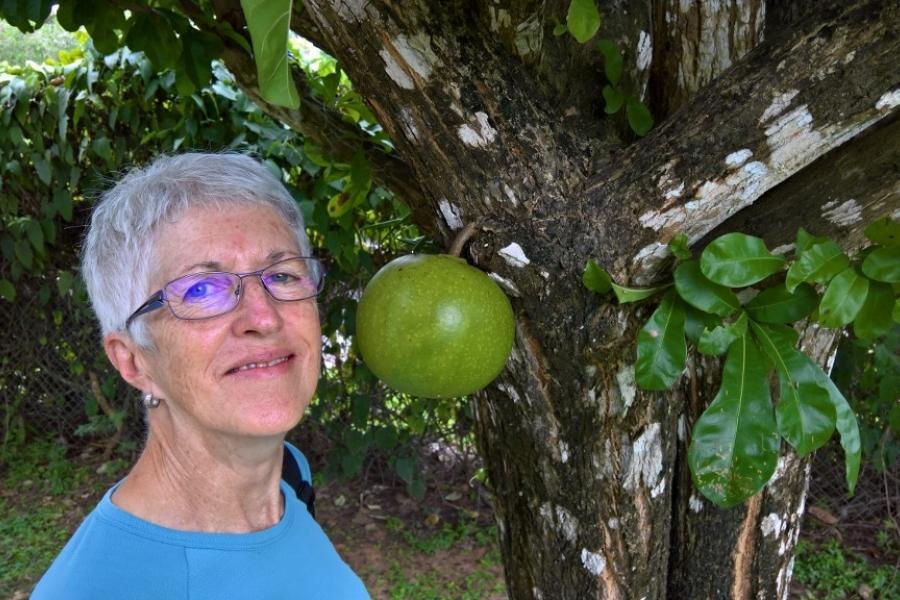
142,392,160,409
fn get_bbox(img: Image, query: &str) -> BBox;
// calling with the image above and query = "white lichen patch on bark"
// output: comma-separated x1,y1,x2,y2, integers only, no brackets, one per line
664,182,685,201
398,108,419,141
772,243,795,256
725,149,753,169
581,548,607,576
650,478,666,499
689,493,704,512
615,364,636,416
514,13,543,58
438,198,462,229
759,90,800,124
497,382,520,403
630,242,669,285
499,242,530,267
607,517,620,530
876,88,900,111
379,33,441,90
379,49,414,89
458,111,498,147
559,441,570,464
501,182,518,206
488,6,511,31
622,423,663,493
677,415,686,441
637,30,652,71
760,512,785,538
821,199,863,227
555,505,579,542
333,0,369,23
488,272,521,297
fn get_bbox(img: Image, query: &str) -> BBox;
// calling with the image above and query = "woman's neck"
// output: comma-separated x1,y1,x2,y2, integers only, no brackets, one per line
111,426,286,533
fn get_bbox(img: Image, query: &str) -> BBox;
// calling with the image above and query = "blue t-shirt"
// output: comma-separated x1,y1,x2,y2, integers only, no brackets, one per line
32,444,369,599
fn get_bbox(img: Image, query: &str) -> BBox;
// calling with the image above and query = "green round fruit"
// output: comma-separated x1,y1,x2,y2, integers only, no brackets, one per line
356,254,515,398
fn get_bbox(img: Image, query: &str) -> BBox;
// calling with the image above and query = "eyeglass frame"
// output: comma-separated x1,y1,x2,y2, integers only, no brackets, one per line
124,256,326,330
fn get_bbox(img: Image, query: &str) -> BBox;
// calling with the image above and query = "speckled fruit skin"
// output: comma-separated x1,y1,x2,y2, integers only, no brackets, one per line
356,254,515,398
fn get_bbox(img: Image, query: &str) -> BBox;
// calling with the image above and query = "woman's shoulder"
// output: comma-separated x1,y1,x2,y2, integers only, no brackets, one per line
31,491,190,599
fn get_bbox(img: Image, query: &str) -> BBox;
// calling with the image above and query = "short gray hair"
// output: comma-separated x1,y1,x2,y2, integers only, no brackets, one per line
81,152,312,347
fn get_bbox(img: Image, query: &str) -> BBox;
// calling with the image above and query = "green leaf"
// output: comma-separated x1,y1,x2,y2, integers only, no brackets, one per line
684,305,719,344
240,0,300,109
33,156,51,185
582,260,664,302
751,322,835,456
566,0,601,43
700,233,785,287
0,0,52,32
698,312,748,356
602,84,623,114
326,192,353,219
751,321,857,491
175,29,223,95
14,239,32,269
785,240,849,293
818,267,869,328
552,22,568,37
125,11,181,71
626,96,653,136
744,283,817,324
809,360,861,494
688,335,779,507
894,298,900,324
674,260,740,316
25,218,44,253
582,259,612,293
669,232,691,260
864,217,900,247
56,270,75,299
596,39,623,85
853,280,894,340
636,291,686,390
861,246,900,283
0,279,15,302
796,227,828,254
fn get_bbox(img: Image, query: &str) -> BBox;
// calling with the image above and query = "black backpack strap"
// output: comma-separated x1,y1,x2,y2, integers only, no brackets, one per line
282,445,316,519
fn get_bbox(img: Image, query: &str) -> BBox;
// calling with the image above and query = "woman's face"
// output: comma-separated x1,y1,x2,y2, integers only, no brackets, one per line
136,203,321,441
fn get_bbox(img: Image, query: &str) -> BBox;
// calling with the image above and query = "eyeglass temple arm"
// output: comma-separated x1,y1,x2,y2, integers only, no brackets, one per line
125,291,165,329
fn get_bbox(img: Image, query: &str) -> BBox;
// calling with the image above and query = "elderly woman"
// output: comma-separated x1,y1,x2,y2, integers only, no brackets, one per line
33,153,369,599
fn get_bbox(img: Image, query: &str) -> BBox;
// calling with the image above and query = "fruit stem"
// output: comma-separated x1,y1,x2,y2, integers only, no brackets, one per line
449,221,480,257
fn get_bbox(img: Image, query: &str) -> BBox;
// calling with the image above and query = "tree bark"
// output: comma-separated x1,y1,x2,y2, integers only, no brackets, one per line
211,0,899,597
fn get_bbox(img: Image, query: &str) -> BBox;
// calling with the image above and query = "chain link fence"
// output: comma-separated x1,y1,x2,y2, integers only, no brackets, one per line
0,278,141,457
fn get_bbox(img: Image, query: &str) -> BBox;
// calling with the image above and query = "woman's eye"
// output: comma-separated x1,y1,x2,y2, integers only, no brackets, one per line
269,272,296,283
185,283,209,299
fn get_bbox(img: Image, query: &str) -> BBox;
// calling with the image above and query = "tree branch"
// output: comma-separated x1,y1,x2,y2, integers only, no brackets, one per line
579,0,900,283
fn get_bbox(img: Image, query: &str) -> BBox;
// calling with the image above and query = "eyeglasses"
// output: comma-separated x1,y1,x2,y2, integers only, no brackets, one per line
125,257,325,329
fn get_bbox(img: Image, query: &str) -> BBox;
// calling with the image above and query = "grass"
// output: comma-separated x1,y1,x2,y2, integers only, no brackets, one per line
376,516,505,599
793,538,900,600
0,436,114,598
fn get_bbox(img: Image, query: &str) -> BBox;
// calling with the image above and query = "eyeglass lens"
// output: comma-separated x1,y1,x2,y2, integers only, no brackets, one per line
163,258,321,320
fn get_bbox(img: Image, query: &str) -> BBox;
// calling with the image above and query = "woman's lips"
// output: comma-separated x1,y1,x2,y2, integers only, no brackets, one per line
226,354,294,375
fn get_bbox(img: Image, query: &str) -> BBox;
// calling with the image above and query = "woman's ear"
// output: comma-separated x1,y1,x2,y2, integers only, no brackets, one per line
104,332,153,392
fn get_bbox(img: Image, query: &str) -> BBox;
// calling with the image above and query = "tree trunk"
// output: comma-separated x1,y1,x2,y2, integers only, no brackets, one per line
207,0,898,596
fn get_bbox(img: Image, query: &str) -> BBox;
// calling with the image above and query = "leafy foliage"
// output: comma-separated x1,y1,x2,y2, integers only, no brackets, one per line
562,0,653,136
0,27,458,497
585,223,900,506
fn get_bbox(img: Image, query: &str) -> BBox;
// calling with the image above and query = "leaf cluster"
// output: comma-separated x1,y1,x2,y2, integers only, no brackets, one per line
584,223,900,507
554,0,653,136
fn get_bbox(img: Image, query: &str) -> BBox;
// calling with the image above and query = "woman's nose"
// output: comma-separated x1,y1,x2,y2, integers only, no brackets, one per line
232,276,282,334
